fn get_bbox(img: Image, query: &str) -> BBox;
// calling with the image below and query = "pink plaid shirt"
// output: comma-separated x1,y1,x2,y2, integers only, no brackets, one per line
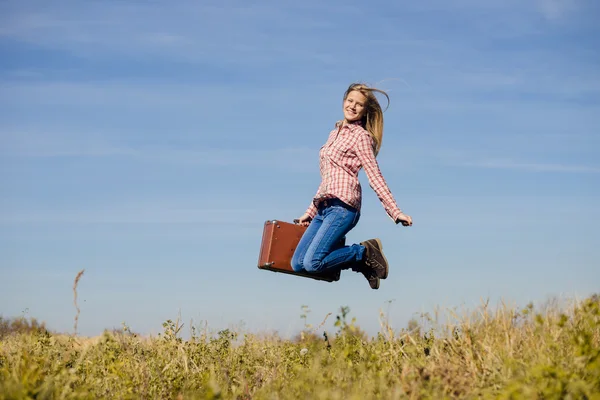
305,121,403,222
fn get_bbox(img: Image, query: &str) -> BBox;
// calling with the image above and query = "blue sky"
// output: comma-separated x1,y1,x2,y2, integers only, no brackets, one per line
1,0,599,338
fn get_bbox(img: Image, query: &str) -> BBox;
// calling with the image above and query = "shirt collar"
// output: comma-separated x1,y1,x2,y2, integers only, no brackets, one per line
335,120,364,128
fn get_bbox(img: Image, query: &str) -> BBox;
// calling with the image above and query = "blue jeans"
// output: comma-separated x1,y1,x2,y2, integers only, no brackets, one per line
291,198,365,274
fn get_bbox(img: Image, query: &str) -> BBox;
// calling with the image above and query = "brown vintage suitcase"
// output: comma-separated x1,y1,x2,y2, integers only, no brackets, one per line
257,220,341,282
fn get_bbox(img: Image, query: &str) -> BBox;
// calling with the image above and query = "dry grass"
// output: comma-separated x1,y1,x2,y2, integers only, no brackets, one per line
72,269,85,336
0,294,598,399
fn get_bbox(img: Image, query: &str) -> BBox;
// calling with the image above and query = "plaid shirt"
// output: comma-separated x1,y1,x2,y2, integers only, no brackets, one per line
305,121,403,222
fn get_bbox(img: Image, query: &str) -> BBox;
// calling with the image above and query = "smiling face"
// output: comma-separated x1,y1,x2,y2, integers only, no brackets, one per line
342,90,367,124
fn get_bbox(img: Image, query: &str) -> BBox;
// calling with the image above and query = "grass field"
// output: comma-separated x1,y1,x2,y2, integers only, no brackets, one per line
1,294,598,399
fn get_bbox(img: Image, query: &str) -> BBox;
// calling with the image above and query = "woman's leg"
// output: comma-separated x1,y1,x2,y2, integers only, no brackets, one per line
291,212,323,272
303,204,364,274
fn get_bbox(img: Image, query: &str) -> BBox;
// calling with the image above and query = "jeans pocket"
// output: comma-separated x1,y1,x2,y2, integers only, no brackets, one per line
327,205,359,229
327,205,347,218
352,210,361,227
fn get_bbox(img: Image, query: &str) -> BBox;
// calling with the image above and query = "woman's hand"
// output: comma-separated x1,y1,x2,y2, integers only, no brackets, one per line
295,213,312,227
396,213,413,227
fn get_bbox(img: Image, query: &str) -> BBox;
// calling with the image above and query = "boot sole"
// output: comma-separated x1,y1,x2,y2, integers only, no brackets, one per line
374,238,389,279
370,277,380,289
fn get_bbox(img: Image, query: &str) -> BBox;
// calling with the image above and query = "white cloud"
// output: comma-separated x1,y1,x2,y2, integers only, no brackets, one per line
536,0,578,20
0,1,371,65
0,206,256,224
0,128,317,170
131,146,317,171
0,81,205,107
460,158,600,173
0,130,133,157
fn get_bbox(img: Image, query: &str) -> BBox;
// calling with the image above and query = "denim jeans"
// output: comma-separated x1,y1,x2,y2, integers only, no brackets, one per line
291,198,365,274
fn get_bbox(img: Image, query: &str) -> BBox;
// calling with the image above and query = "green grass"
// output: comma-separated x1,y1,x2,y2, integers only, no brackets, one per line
1,295,598,399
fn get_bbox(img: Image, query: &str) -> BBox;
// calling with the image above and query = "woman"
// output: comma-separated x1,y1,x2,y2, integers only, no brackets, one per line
291,83,413,290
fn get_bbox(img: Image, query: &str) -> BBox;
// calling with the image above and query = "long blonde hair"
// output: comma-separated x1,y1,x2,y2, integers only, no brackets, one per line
343,83,390,156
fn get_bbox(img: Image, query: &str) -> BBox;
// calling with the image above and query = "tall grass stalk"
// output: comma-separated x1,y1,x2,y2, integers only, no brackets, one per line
1,295,598,399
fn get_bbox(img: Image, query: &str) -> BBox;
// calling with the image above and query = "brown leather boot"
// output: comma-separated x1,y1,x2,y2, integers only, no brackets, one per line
351,263,380,289
360,238,389,279
362,267,380,289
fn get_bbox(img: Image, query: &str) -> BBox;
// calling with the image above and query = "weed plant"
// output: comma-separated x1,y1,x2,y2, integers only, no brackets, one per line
1,295,598,399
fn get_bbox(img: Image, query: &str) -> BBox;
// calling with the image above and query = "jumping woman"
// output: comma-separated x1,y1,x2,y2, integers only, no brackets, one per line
291,83,413,289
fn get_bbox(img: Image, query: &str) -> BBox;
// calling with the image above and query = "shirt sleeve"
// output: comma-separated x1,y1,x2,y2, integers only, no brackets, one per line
355,133,403,222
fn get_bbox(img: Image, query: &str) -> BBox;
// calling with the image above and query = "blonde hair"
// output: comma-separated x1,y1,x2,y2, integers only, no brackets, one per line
343,83,390,156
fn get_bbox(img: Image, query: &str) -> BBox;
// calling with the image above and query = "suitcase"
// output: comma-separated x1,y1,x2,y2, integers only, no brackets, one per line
257,220,341,282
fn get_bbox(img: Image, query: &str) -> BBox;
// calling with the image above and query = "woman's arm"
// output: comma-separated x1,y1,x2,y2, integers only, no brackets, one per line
355,133,405,223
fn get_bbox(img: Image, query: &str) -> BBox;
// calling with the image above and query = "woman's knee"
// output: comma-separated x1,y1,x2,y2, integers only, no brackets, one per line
291,252,304,272
304,256,324,273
